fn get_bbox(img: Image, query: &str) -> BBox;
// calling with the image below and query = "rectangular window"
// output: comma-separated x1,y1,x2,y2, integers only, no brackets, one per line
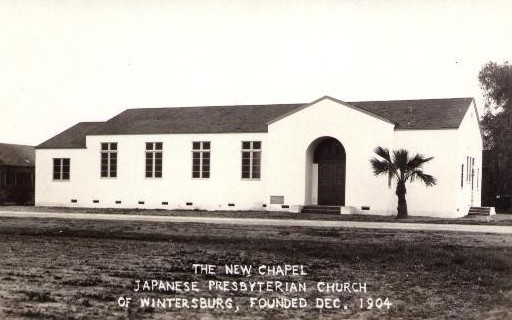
101,142,117,178
145,142,163,178
241,141,261,179
53,158,70,181
192,141,210,178
5,171,16,186
466,156,475,183
471,157,475,183
460,164,464,188
466,156,469,182
465,156,475,183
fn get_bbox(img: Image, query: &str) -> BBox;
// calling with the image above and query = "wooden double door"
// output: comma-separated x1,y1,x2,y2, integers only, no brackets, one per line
314,138,346,206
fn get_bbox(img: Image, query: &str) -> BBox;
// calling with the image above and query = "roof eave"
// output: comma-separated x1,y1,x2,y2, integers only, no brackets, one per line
35,146,87,150
470,98,484,140
266,95,397,126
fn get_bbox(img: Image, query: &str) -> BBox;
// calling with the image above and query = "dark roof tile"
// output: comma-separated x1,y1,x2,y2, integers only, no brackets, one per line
36,122,102,149
37,97,474,149
0,143,35,167
350,97,474,129
88,104,302,135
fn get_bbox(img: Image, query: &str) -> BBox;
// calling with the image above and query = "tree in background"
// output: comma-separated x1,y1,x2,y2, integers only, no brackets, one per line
479,61,512,203
370,147,437,219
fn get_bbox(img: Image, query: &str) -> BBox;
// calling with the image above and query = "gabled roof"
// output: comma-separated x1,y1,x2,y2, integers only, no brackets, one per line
266,96,397,126
0,143,35,167
88,104,302,136
350,97,474,130
36,122,102,149
36,96,475,149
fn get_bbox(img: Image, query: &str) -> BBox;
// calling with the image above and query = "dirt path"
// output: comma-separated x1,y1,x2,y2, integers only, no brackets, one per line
1,210,512,234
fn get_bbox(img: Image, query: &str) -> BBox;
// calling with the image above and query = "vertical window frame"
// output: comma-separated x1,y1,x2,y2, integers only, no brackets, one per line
471,157,475,183
460,164,464,189
466,156,469,182
191,141,211,179
241,141,262,180
145,142,163,178
53,158,70,181
100,142,118,178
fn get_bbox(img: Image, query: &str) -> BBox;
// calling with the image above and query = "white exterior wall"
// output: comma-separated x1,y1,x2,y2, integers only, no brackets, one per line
392,101,483,218
456,101,483,215
266,98,396,214
35,98,483,218
36,133,268,210
393,129,459,217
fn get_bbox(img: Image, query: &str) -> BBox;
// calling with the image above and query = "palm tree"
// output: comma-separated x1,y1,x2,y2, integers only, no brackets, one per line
370,147,437,219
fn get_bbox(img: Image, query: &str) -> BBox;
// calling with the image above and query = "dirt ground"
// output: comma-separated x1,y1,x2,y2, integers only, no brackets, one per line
0,216,511,319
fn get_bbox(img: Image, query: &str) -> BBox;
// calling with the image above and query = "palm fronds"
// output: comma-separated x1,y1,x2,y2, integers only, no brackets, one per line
407,153,434,170
371,146,436,187
409,170,437,187
374,146,392,162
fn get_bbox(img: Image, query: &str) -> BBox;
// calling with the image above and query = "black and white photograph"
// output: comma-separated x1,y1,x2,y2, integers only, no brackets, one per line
1,0,511,319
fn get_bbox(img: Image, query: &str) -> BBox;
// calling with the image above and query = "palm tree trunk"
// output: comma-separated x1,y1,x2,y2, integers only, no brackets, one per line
396,181,408,219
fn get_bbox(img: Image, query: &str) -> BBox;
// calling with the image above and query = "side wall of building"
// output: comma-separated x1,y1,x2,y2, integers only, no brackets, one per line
36,133,268,210
392,101,483,218
456,101,483,214
393,129,459,217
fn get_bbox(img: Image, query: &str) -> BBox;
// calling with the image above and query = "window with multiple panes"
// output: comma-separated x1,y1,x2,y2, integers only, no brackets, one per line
53,158,70,181
241,141,261,179
192,141,210,178
146,142,163,178
101,143,117,178
92,141,264,180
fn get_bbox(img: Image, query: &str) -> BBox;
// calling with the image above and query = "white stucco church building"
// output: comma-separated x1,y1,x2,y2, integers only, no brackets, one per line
35,96,482,218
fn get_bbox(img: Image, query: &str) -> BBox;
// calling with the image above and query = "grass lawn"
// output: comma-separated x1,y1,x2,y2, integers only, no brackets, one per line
0,216,511,319
2,205,512,225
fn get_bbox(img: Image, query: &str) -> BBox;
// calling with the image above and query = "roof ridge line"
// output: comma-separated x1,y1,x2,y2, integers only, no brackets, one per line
349,97,474,103
123,102,307,111
0,142,35,147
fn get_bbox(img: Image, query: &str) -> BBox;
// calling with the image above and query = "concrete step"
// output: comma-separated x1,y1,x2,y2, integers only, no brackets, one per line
303,205,341,210
302,205,341,215
468,207,495,216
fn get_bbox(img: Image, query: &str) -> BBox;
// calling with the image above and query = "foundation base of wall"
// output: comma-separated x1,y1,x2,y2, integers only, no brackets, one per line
301,205,355,215
339,206,355,215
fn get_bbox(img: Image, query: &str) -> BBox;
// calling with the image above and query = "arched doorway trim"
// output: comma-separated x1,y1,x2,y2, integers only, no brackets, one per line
305,137,346,206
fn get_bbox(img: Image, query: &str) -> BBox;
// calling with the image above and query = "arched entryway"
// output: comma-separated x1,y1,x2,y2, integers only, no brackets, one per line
306,137,346,206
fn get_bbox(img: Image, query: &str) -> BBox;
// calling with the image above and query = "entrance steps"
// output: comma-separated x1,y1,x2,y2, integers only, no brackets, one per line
468,207,496,216
302,205,341,215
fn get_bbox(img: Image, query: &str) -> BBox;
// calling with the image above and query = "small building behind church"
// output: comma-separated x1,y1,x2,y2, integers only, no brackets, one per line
0,143,35,205
35,96,483,217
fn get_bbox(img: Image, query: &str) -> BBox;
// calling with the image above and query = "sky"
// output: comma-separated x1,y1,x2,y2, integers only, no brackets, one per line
1,0,511,146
